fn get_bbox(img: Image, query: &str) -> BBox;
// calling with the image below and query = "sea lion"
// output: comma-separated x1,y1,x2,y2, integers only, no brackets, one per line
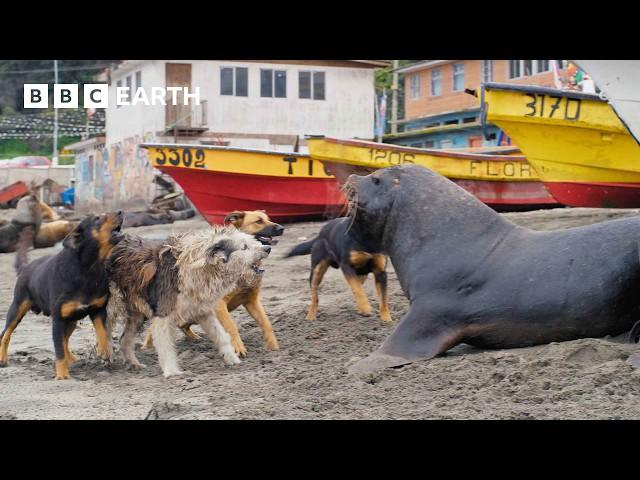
122,211,174,229
346,165,640,374
34,220,76,248
0,195,42,254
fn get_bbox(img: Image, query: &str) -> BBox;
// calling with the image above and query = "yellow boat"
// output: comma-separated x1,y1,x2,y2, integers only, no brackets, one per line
306,136,559,210
482,82,640,208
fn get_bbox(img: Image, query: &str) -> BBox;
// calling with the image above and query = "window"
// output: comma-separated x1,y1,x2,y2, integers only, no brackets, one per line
452,63,464,91
424,140,434,148
299,71,325,100
510,60,552,79
125,75,133,102
431,68,441,96
509,60,521,79
220,67,248,97
481,60,493,83
261,69,286,98
463,116,477,123
135,71,142,92
410,74,420,99
537,60,550,72
444,119,459,125
440,139,453,149
312,71,325,100
299,71,311,99
116,79,122,108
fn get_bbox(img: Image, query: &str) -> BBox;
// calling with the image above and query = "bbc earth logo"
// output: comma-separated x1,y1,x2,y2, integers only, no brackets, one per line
23,84,201,108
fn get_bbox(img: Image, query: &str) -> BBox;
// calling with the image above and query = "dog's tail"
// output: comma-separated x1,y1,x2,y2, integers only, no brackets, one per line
285,237,317,258
14,225,35,274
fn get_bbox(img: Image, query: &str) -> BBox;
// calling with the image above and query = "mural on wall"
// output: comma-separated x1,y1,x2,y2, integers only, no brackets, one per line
75,132,156,212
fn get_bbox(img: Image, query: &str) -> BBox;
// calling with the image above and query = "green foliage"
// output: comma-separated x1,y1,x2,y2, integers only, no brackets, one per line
0,136,81,162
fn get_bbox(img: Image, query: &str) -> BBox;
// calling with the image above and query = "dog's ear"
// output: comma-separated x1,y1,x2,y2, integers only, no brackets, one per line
224,211,245,227
62,222,84,250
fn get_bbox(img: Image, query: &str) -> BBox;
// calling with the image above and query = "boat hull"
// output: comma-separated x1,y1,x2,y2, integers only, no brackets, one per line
542,181,640,208
155,167,344,224
143,144,345,224
483,82,640,208
309,136,560,210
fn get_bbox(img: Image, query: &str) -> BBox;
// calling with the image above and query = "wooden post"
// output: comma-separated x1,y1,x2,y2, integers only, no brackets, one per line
391,60,399,135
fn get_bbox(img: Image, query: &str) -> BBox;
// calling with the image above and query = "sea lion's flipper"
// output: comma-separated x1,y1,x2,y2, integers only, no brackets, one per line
348,303,459,375
628,320,640,344
626,353,640,368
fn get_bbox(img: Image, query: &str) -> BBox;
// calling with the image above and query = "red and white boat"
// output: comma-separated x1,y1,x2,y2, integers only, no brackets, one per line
142,143,345,224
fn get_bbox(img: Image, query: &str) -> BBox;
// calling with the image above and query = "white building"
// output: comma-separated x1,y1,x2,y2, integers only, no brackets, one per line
105,59,385,150
70,60,386,213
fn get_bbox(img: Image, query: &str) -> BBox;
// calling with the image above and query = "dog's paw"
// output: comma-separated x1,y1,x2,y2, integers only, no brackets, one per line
127,360,147,370
357,308,373,317
232,338,247,357
222,350,241,366
162,368,185,378
379,312,392,323
55,373,71,380
265,336,280,351
95,344,114,362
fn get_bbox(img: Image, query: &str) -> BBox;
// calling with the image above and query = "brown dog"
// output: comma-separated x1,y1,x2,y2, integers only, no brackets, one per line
143,210,284,356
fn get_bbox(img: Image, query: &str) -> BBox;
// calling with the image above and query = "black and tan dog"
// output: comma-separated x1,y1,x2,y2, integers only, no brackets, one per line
286,217,391,322
142,210,285,356
0,211,124,379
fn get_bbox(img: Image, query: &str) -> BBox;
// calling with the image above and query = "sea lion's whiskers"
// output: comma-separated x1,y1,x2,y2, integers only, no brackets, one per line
341,181,359,231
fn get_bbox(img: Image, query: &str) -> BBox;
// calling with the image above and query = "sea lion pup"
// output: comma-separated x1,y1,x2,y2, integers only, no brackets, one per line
0,195,42,253
34,220,76,248
347,165,640,374
107,227,271,377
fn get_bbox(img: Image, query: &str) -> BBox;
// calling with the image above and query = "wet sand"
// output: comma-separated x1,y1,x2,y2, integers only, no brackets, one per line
1,207,640,419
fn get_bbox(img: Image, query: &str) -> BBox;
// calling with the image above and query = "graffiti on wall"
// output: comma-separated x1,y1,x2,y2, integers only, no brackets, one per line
75,132,156,212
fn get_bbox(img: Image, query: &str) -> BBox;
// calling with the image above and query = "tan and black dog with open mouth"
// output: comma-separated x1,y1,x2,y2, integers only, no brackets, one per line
143,210,285,356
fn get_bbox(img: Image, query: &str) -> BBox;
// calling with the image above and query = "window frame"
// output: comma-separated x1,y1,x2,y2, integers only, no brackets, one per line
430,68,442,96
298,70,325,100
452,63,465,92
220,66,248,97
481,60,493,83
260,68,287,98
410,73,421,99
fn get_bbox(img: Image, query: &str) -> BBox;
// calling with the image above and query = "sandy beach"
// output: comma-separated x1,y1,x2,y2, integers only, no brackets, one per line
1,207,640,420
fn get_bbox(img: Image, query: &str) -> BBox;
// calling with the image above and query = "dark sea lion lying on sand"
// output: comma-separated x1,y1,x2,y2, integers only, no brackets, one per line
122,211,174,229
346,165,640,374
0,195,42,253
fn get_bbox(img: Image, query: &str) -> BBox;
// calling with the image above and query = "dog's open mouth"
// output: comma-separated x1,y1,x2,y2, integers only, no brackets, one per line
256,235,278,246
251,263,265,274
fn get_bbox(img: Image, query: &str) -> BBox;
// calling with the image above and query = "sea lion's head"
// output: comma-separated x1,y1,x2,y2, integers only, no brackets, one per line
345,166,404,245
